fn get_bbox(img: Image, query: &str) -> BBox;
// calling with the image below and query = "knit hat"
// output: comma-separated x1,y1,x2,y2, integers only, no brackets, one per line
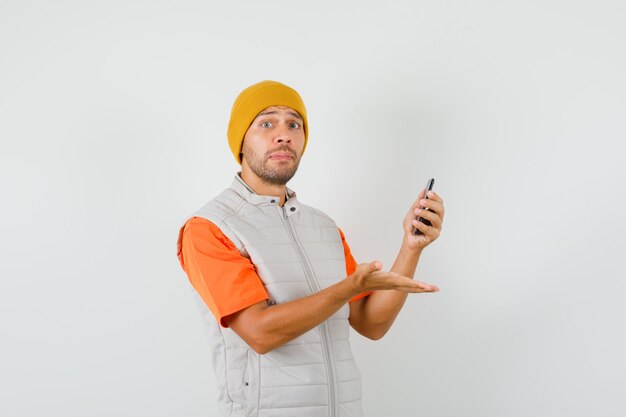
227,80,308,164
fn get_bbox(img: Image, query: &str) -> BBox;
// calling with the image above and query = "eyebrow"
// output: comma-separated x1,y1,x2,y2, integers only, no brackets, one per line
256,110,303,121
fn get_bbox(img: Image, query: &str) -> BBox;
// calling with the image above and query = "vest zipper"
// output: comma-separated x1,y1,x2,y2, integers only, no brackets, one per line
280,206,337,417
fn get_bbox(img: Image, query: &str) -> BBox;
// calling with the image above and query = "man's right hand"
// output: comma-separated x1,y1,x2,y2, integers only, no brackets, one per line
224,261,438,354
349,261,439,294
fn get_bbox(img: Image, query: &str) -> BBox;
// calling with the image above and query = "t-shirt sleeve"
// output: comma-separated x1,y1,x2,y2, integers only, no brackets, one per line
177,216,269,327
338,227,374,303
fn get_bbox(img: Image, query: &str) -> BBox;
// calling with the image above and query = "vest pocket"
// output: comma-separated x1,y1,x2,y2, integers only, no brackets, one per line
243,349,260,417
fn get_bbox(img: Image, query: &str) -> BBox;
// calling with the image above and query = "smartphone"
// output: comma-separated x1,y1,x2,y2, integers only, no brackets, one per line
412,178,435,235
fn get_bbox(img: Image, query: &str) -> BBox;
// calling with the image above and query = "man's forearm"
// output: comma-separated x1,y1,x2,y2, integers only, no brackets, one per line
356,238,423,338
232,278,358,354
228,254,427,352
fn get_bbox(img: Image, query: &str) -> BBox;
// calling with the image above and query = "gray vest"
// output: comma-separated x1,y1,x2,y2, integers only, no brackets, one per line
187,175,364,417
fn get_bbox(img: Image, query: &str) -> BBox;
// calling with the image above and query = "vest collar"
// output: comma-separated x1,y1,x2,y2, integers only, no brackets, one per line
231,173,298,208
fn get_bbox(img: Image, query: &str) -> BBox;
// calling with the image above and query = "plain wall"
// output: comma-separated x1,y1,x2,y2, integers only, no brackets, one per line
1,0,625,416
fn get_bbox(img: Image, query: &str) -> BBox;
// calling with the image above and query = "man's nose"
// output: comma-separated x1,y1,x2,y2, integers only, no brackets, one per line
275,123,292,143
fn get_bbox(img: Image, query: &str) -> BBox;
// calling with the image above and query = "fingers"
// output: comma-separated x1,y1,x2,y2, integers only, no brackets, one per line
411,191,444,224
357,261,383,274
355,263,440,293
416,280,439,292
426,190,443,204
419,193,445,220
405,286,439,293
373,272,439,293
411,187,429,210
397,276,439,291
413,206,442,230
395,280,439,293
412,218,441,240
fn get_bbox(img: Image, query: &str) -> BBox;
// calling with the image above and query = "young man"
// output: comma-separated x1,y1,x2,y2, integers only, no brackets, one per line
177,80,445,417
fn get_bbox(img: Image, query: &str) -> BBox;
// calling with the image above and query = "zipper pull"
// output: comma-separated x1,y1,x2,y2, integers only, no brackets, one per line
281,206,287,219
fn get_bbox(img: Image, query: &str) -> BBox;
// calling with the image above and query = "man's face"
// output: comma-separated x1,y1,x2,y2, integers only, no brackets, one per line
241,105,305,185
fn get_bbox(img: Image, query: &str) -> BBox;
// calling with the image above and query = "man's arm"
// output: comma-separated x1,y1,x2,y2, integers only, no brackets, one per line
225,261,434,354
349,189,445,340
179,217,432,355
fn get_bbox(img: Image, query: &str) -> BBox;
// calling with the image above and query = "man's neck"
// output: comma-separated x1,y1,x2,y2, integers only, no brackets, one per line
240,170,289,206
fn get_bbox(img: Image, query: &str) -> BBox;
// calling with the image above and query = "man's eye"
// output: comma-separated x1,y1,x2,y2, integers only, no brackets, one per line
260,122,273,128
290,122,301,129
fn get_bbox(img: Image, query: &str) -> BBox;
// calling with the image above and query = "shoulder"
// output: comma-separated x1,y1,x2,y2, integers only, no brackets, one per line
180,188,248,249
191,188,246,227
178,217,236,253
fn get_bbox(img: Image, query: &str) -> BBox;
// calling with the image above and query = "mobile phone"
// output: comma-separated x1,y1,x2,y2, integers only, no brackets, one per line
412,178,435,236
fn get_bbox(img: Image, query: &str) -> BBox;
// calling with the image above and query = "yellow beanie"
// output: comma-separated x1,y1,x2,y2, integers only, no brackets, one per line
227,80,308,164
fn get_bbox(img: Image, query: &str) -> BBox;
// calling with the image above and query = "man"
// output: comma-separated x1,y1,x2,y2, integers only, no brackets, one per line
176,80,445,417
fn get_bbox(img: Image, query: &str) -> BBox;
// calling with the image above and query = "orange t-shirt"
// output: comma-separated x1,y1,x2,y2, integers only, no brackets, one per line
177,216,371,327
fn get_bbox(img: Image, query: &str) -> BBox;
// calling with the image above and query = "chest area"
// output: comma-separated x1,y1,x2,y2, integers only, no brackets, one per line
227,206,348,302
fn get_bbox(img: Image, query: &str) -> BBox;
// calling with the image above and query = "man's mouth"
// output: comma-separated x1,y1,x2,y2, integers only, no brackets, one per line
268,152,294,160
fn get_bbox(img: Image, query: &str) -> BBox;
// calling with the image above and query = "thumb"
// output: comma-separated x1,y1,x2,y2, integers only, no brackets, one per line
369,261,383,271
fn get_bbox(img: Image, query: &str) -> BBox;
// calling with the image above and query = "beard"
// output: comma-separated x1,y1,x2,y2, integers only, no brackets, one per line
242,143,301,186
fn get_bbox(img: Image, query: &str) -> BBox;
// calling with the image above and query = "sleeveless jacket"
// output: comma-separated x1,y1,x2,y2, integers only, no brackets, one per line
185,174,364,417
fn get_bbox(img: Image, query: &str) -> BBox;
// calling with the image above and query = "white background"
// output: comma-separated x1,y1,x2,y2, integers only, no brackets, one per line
1,1,625,416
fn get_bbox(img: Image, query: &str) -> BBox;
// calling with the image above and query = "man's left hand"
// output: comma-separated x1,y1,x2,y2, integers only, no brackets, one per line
402,189,445,253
